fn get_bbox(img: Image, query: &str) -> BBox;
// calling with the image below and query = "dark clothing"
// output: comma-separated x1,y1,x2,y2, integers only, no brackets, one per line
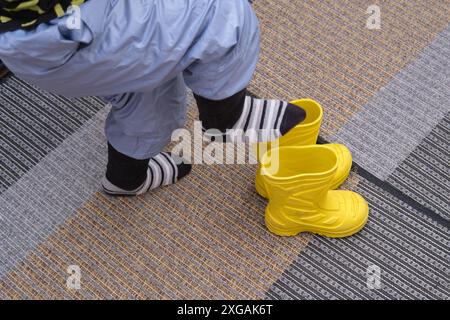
0,0,88,33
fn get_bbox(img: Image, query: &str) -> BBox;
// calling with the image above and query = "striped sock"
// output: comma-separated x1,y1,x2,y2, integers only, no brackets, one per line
102,152,191,196
209,96,306,143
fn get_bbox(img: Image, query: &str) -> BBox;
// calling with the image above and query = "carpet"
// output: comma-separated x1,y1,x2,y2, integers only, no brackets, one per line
0,0,449,299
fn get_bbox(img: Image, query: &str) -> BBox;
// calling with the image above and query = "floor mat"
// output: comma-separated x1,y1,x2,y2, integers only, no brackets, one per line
267,172,449,299
249,0,450,137
0,95,311,299
0,0,449,299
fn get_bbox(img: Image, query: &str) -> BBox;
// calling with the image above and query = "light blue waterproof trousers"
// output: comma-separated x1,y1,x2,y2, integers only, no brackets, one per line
0,0,260,159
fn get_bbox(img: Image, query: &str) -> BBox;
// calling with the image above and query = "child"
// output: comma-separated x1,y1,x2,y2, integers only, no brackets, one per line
0,0,306,196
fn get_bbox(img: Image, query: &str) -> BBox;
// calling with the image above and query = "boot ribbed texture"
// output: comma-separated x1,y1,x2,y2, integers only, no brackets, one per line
260,146,369,238
255,99,353,198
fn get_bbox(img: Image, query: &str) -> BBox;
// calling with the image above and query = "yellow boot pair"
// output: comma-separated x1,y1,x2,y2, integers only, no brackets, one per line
255,99,369,238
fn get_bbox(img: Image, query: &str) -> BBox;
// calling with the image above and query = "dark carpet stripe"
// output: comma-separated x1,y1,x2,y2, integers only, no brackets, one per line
387,113,450,221
353,163,450,229
0,76,107,194
266,174,449,300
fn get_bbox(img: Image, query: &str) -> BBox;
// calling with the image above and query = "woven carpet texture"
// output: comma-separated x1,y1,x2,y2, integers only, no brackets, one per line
0,0,449,299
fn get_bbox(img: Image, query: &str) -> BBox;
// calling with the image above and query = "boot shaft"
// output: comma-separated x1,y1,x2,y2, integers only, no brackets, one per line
278,99,323,146
254,99,323,161
260,145,338,212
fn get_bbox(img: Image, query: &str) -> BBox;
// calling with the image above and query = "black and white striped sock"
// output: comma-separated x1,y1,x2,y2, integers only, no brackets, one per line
205,96,306,143
102,152,191,196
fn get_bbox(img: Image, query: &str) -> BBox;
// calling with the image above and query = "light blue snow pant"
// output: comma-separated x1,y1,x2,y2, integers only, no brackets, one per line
0,0,260,159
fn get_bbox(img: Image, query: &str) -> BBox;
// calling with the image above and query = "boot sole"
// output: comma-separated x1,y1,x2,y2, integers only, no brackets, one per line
265,205,369,238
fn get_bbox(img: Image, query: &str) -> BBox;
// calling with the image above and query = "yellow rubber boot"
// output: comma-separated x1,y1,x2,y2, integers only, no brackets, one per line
255,99,323,152
277,98,323,146
260,146,368,238
255,99,352,198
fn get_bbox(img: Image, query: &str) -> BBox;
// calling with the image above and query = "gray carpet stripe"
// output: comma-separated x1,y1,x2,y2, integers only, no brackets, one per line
287,249,388,299
267,175,450,300
387,113,450,220
0,76,106,194
302,211,446,294
288,253,371,299
307,229,442,298
333,25,450,180
0,106,109,278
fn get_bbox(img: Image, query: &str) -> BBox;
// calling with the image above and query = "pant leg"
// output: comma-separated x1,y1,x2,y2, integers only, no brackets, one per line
103,75,186,190
104,75,187,160
183,0,260,100
186,0,260,132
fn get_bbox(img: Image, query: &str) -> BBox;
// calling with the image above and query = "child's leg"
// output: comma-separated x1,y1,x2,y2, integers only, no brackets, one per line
102,142,191,196
102,76,191,196
194,90,306,142
184,0,306,142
